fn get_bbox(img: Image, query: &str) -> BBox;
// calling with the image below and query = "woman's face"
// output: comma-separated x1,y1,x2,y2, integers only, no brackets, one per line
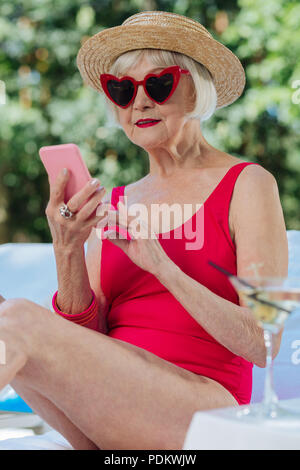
115,55,194,151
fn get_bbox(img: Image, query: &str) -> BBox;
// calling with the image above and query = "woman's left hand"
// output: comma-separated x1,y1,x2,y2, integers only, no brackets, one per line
97,201,172,277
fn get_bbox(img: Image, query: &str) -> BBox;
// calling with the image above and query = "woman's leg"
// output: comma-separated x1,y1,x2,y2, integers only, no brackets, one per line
9,381,99,450
0,299,237,450
0,297,97,449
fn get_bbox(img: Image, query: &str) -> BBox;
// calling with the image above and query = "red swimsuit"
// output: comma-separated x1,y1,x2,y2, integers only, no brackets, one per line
101,162,259,404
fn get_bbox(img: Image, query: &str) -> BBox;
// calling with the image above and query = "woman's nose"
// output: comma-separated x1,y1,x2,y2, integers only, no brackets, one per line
133,84,154,110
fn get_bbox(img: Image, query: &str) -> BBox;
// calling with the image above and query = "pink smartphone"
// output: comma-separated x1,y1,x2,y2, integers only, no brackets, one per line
39,143,92,203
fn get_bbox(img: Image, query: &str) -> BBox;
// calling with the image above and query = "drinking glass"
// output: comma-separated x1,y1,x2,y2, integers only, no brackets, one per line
208,261,300,424
228,274,300,423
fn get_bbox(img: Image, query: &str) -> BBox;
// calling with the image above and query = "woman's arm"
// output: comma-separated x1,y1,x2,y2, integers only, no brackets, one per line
85,225,110,334
44,167,111,332
154,165,289,368
53,189,112,333
52,243,98,329
53,244,91,314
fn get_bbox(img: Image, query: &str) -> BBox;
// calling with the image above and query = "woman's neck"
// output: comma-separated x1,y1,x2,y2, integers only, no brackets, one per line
146,119,214,180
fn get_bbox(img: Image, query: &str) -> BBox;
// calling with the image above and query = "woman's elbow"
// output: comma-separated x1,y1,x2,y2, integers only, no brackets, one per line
254,354,268,369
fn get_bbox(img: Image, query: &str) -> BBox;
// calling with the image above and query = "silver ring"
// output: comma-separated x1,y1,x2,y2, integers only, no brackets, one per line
59,203,74,219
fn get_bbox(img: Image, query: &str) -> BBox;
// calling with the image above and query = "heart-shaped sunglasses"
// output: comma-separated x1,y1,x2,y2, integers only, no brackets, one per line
100,66,190,108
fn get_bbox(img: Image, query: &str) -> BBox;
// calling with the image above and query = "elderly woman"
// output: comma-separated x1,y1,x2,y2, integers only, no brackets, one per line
0,12,288,450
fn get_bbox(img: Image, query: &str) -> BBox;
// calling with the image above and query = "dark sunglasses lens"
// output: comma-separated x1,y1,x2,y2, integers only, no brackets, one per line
107,80,134,107
146,73,174,103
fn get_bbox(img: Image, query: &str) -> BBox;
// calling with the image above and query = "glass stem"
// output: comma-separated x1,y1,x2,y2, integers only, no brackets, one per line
262,328,278,416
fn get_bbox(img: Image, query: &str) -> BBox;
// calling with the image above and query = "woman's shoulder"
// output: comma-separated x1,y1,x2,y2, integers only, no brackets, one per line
219,152,275,183
230,158,278,210
222,152,278,219
234,158,276,186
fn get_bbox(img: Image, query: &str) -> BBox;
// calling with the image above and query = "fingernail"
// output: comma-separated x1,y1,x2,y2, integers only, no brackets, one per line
90,178,100,186
96,185,105,192
63,168,68,175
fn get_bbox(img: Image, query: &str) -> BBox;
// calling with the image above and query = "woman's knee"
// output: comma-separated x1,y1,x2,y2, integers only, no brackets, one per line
0,298,43,358
0,298,35,329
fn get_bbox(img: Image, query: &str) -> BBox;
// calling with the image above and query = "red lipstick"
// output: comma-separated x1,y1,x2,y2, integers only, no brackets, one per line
135,119,161,128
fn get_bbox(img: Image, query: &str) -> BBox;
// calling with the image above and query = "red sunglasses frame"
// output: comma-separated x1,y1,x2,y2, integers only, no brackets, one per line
100,65,190,109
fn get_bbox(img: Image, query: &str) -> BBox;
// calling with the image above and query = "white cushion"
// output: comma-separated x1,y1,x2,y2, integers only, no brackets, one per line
0,242,58,308
0,242,87,309
0,430,73,450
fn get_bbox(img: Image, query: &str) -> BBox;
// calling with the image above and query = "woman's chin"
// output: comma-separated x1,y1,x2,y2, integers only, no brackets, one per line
131,133,168,150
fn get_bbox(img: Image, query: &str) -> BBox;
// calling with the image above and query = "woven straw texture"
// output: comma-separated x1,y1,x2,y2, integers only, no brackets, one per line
76,11,245,109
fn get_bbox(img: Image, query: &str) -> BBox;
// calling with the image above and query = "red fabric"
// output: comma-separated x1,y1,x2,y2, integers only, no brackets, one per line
101,161,260,404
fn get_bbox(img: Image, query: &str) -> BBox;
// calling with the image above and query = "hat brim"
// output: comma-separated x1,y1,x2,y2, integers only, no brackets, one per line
76,24,245,109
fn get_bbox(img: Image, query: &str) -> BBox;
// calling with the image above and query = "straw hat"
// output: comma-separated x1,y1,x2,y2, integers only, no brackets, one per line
76,11,245,109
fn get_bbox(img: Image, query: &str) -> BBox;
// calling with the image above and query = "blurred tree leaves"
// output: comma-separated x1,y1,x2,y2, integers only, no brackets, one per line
209,0,300,227
0,0,299,243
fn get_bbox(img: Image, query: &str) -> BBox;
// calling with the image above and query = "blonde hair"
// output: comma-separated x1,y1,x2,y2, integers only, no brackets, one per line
103,49,217,126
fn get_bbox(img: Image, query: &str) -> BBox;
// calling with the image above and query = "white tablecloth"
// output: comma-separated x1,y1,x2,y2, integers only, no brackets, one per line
183,398,300,450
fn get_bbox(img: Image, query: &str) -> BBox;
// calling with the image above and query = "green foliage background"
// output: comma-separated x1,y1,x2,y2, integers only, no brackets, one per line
0,0,299,243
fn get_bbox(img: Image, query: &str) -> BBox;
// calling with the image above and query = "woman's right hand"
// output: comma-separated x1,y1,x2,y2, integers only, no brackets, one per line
45,168,107,250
